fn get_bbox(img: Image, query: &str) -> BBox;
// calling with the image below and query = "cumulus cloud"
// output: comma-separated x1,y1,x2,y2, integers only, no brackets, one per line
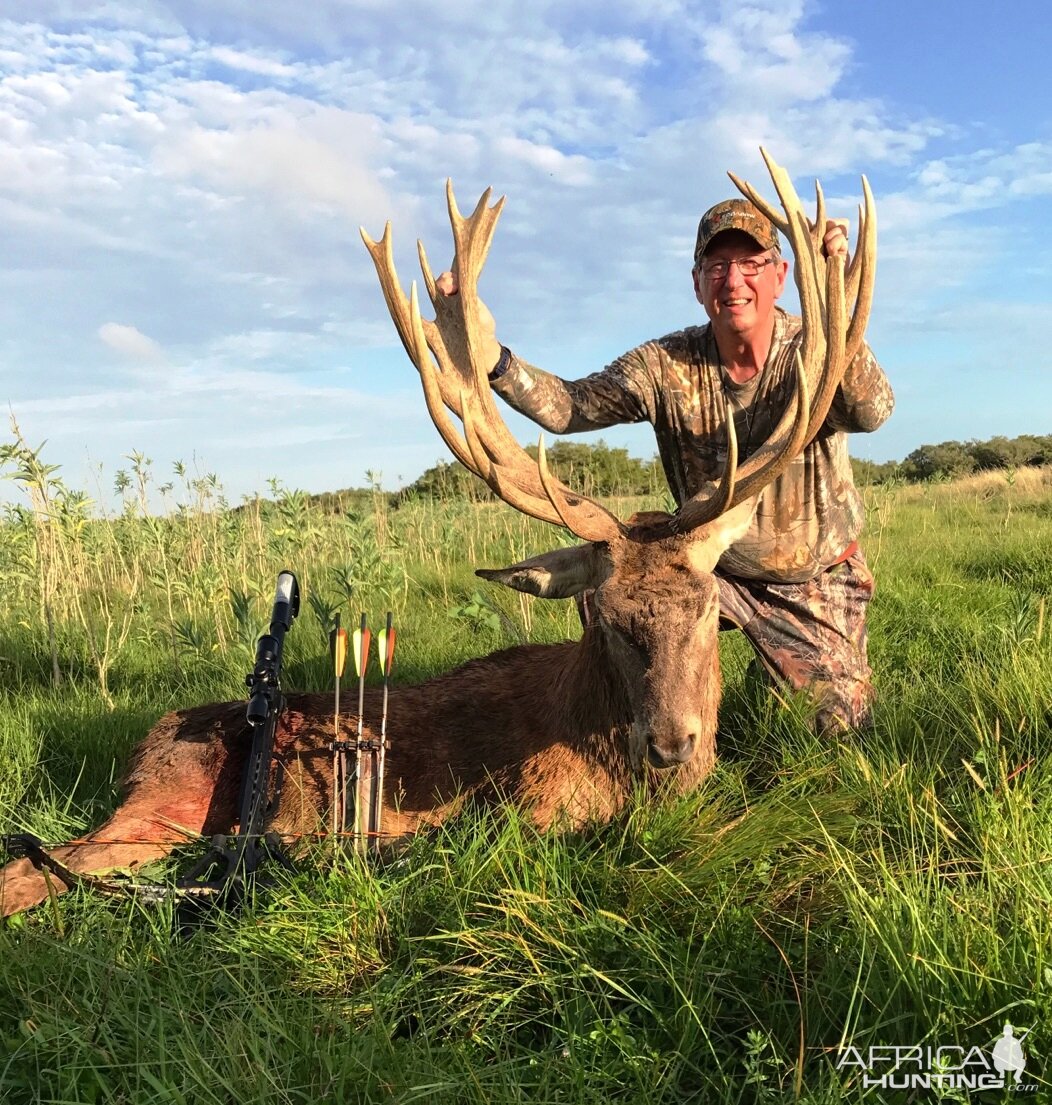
495,136,594,186
698,0,852,105
98,322,166,362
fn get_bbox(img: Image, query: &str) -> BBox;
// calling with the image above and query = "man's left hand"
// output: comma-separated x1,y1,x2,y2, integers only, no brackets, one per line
823,219,849,260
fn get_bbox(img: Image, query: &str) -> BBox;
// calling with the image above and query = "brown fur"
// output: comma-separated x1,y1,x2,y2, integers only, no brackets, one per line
0,610,717,917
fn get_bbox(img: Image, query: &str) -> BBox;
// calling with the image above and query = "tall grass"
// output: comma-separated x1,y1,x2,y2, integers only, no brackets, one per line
1,439,1050,1102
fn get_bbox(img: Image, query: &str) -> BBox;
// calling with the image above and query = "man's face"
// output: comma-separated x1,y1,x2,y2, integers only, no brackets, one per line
692,230,789,342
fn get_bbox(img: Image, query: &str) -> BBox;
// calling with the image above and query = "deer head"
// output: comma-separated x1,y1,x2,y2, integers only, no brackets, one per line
361,149,876,770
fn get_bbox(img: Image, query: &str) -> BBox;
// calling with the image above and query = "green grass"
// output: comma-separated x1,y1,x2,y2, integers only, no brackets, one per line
1,458,1051,1102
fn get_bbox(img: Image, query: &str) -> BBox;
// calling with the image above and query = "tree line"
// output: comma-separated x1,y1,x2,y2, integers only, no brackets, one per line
399,440,668,502
396,431,1052,503
852,432,1052,486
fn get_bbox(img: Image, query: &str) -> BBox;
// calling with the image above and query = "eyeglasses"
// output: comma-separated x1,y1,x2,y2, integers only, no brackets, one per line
700,256,775,280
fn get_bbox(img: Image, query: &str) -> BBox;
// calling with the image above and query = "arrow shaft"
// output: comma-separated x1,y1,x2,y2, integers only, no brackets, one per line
354,614,368,853
374,612,394,851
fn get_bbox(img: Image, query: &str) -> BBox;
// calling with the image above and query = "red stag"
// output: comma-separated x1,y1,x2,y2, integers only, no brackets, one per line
0,151,875,917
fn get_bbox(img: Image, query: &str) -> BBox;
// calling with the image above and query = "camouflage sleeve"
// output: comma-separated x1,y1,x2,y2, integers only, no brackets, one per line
491,347,657,434
824,343,894,434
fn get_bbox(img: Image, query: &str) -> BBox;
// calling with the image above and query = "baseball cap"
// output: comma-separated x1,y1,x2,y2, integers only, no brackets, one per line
694,199,779,264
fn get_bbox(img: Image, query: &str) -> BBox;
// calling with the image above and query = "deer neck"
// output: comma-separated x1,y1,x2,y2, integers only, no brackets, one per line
551,625,634,741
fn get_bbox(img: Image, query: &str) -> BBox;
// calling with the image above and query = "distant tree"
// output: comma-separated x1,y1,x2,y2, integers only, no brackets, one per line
398,459,491,503
968,435,1024,471
900,441,976,482
851,458,902,486
523,439,663,497
400,439,664,502
1014,434,1052,466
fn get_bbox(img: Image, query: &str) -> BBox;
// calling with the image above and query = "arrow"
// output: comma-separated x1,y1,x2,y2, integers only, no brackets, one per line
329,614,348,844
352,613,369,852
375,611,395,851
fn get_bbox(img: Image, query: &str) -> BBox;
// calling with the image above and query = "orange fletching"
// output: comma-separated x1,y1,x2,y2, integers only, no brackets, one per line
331,628,348,678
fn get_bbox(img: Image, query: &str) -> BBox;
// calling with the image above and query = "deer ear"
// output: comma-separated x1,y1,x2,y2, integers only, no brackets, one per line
476,543,612,598
684,498,758,574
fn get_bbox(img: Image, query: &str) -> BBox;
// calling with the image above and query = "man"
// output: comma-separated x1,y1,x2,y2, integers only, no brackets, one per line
436,199,893,735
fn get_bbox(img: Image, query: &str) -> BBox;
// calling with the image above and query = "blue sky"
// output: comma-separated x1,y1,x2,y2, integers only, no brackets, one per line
2,0,1051,507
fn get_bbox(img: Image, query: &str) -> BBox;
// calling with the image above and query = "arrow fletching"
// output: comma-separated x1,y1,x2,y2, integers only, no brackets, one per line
330,627,348,678
352,622,371,678
377,622,396,676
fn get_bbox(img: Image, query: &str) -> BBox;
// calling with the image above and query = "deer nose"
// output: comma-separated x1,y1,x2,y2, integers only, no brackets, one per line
647,733,696,768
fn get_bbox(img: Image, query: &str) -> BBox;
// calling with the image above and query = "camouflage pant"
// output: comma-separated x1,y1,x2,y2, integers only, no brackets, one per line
716,548,875,735
575,548,875,735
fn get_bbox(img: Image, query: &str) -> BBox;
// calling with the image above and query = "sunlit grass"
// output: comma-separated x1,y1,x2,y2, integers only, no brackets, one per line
1,449,1050,1102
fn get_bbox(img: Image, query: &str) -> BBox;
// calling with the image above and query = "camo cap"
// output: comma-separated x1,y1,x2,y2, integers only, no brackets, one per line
694,199,779,264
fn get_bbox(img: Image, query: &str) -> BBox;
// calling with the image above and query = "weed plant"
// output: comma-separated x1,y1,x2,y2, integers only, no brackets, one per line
0,438,1050,1103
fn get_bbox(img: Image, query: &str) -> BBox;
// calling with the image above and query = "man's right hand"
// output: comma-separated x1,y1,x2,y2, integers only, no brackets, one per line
435,270,503,368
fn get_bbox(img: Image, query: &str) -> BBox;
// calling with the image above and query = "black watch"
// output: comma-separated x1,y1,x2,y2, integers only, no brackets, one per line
488,345,513,383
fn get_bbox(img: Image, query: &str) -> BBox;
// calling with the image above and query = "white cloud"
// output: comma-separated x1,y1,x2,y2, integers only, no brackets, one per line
696,0,851,105
153,99,394,223
208,45,296,79
495,136,594,187
97,322,166,362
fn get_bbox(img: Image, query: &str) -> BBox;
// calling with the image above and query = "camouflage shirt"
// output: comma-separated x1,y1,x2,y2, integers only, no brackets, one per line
493,307,894,583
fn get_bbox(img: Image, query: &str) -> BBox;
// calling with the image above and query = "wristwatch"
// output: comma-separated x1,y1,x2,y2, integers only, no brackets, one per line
488,345,512,383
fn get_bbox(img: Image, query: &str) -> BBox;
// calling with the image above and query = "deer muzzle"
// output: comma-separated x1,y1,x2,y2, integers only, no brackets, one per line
642,721,701,768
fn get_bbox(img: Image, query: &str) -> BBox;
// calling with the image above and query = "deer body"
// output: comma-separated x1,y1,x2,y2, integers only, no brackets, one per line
0,622,716,917
0,150,876,917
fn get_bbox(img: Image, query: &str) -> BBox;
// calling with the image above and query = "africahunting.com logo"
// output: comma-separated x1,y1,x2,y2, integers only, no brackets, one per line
836,1022,1036,1093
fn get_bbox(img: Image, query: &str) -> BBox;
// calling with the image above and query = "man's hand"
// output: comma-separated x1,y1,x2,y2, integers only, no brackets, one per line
822,219,849,260
435,270,503,367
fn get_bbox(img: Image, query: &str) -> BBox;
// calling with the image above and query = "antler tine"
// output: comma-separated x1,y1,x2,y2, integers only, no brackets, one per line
434,187,529,437
459,391,568,527
726,170,790,234
417,238,439,307
804,255,846,446
362,222,463,419
722,349,812,505
461,385,608,531
458,398,624,540
813,179,827,254
536,436,625,544
408,281,478,474
845,200,864,307
534,437,616,542
843,175,877,366
673,351,811,535
446,181,506,391
361,223,415,361
667,392,739,533
756,147,826,387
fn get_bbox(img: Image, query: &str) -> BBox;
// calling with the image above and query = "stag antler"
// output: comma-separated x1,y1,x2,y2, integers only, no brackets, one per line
728,148,876,369
361,184,628,544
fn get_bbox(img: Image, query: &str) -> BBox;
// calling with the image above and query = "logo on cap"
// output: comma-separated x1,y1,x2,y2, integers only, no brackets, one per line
695,200,779,264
